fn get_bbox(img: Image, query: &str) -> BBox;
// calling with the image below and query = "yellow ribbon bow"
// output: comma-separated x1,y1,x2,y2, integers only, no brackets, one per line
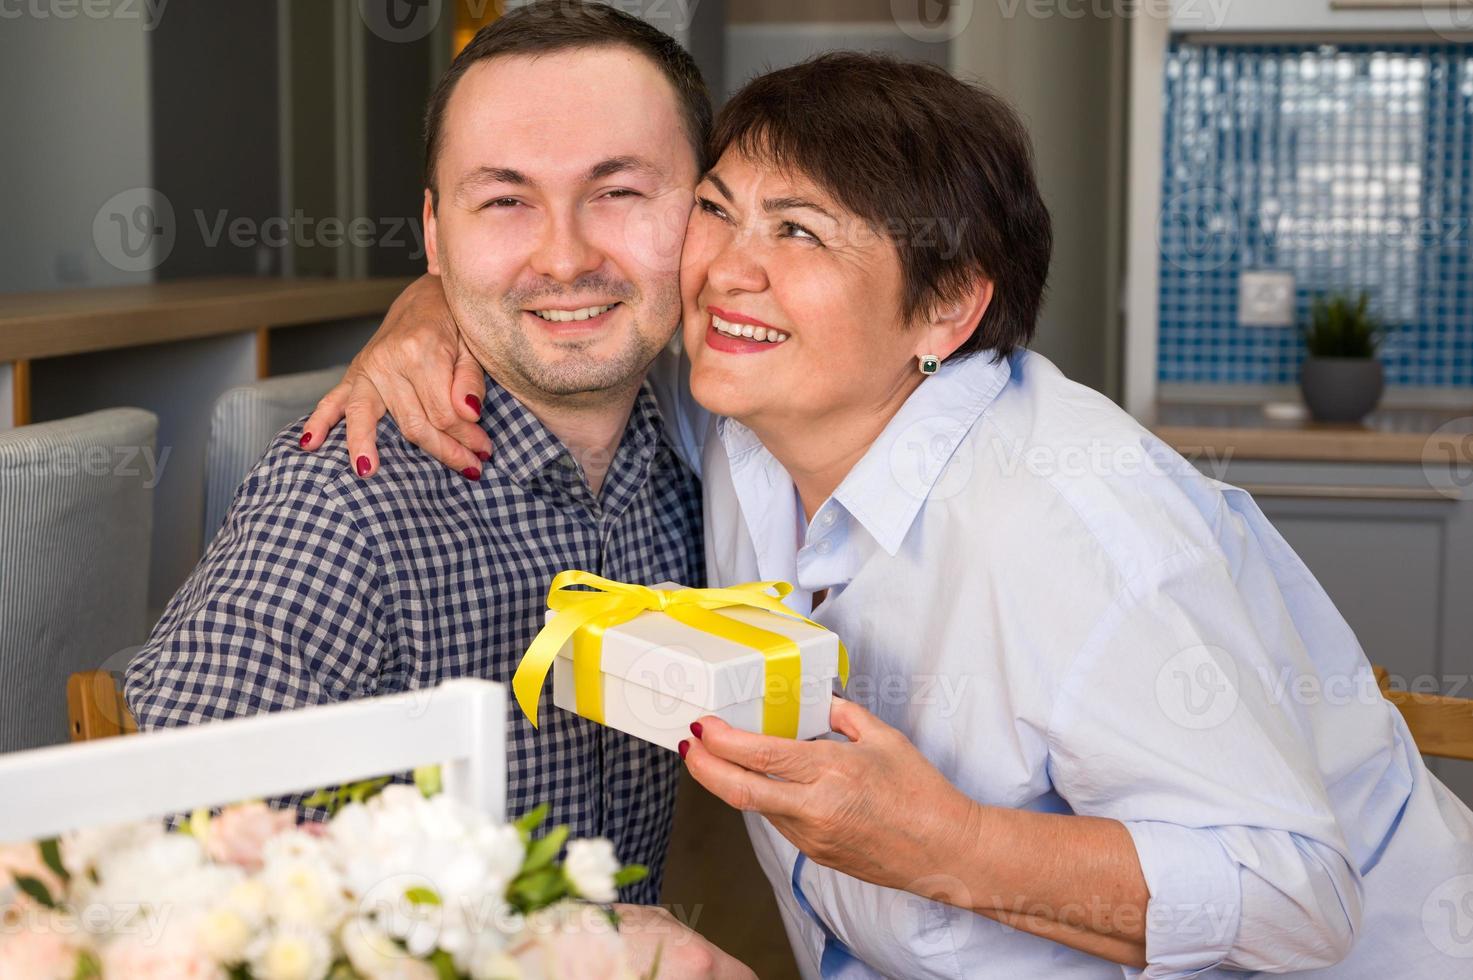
512,571,850,739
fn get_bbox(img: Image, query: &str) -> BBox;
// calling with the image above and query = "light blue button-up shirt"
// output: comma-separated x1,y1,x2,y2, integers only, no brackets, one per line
654,345,1473,978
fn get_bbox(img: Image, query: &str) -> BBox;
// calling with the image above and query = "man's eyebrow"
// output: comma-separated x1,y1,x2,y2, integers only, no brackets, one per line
584,155,665,182
458,166,532,190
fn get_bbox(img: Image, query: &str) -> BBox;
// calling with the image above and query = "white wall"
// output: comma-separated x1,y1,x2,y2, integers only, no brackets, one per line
0,6,154,294
952,5,1125,398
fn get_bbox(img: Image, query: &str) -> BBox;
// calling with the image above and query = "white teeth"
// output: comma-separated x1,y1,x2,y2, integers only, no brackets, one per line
710,315,789,344
532,303,616,322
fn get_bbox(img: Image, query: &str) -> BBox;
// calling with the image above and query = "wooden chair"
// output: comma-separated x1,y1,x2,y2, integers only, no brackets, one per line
66,669,138,741
9,678,507,842
1373,665,1473,762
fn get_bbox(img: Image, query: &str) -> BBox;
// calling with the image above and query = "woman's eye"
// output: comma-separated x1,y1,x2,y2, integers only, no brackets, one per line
696,197,729,221
781,221,822,244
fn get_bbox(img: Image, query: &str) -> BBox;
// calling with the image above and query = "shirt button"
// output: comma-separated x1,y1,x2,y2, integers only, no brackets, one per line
816,539,833,555
821,511,837,527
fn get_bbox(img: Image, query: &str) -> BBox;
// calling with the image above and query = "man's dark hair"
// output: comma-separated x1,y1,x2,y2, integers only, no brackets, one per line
708,52,1053,358
424,0,712,209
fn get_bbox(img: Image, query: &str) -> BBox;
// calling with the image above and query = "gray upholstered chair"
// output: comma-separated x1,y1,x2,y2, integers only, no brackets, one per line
203,366,343,544
0,408,158,753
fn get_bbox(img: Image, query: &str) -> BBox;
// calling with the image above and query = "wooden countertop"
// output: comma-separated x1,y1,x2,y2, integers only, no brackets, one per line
0,276,414,361
1152,401,1473,465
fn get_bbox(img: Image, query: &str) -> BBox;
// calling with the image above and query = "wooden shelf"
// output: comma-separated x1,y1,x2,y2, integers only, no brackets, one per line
0,276,412,362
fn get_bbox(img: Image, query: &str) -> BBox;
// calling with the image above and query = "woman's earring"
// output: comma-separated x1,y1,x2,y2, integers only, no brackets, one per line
919,355,941,376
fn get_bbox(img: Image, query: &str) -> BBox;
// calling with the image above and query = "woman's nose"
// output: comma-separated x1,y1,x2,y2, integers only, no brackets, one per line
528,209,603,284
704,233,769,296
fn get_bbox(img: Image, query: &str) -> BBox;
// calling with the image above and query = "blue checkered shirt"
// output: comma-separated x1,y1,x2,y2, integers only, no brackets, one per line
124,379,703,904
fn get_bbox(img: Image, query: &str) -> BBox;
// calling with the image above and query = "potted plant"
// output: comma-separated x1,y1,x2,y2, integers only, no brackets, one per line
1299,291,1385,423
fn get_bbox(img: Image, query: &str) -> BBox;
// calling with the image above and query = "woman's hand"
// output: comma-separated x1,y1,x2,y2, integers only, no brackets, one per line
682,697,980,896
301,274,493,476
686,697,1150,968
612,904,758,980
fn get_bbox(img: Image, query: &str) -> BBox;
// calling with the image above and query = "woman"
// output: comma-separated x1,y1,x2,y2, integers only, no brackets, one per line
307,54,1473,977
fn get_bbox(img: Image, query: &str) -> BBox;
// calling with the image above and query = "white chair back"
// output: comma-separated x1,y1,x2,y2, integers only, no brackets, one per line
204,366,344,543
0,679,507,843
0,408,157,753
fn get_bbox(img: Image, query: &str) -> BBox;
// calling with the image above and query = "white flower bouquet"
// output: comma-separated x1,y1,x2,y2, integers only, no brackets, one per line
0,769,652,980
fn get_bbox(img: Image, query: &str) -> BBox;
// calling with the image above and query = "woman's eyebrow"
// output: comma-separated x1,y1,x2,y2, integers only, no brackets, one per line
762,196,837,222
700,171,836,221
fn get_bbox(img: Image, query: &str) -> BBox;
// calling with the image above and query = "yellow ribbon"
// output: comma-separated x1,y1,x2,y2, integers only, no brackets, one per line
513,571,850,738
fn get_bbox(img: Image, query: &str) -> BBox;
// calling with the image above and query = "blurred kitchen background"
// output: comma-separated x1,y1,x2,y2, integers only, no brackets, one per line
3,2,1473,974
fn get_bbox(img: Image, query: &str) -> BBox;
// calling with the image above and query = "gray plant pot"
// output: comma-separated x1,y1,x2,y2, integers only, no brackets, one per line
1299,356,1385,423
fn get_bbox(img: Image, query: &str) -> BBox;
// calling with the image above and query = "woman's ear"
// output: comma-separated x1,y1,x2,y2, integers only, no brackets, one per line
919,278,995,362
423,188,441,277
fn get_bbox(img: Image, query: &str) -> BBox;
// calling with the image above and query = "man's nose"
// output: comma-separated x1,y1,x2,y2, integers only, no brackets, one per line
529,208,603,283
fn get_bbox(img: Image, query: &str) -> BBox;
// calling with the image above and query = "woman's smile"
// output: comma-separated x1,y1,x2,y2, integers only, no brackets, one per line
704,304,791,354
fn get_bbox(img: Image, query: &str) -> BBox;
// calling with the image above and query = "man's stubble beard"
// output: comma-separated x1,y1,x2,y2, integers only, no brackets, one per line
448,271,682,406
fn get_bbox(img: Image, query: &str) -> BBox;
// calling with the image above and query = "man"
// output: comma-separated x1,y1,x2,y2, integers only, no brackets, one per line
127,2,707,913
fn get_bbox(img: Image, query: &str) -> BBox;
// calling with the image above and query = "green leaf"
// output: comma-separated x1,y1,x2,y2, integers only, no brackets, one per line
612,864,648,888
347,777,391,805
404,885,442,907
13,874,57,909
39,838,69,883
414,764,443,798
507,867,569,914
521,825,568,874
513,803,550,842
302,788,337,809
71,950,101,980
428,949,459,980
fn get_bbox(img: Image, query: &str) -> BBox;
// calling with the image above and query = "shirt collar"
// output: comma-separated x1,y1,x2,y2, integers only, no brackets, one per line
481,375,663,488
718,351,1012,556
835,352,1011,554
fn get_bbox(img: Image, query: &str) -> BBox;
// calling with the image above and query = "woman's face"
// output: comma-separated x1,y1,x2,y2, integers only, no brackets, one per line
681,151,929,432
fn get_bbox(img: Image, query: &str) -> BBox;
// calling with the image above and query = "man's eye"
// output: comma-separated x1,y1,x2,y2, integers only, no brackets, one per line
601,189,641,200
483,198,520,209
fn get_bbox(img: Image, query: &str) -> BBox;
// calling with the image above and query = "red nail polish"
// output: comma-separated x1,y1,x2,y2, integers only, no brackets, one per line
477,451,492,464
678,739,690,760
466,394,482,414
462,467,481,481
689,721,703,739
356,456,371,477
299,432,312,448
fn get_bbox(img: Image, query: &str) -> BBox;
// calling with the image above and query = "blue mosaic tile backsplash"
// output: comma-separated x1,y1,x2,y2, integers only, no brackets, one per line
1158,41,1473,387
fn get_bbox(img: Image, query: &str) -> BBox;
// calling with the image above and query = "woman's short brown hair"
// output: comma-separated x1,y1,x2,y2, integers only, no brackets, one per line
710,53,1053,359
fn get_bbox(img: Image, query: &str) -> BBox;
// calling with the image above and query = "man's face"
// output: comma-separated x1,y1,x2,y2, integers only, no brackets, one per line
425,46,697,403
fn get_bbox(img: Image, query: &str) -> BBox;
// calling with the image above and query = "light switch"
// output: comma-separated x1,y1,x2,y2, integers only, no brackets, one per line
1238,270,1297,328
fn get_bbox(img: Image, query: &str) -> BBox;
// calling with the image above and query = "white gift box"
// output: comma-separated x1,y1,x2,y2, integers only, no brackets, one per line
548,584,841,753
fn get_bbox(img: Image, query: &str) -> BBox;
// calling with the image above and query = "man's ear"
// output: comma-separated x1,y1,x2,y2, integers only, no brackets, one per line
423,188,441,276
918,277,995,362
